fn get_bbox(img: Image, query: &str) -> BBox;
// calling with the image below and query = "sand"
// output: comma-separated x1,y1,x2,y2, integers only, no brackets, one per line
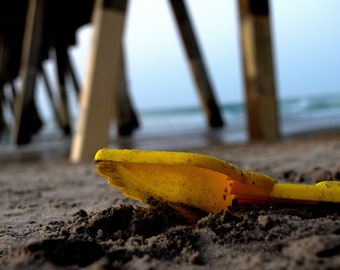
1,130,340,269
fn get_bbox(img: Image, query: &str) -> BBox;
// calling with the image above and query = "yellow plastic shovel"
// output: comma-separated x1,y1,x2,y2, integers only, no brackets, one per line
95,149,340,220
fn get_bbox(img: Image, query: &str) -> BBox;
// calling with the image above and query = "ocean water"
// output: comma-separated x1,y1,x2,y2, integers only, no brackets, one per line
1,93,340,146
139,93,340,139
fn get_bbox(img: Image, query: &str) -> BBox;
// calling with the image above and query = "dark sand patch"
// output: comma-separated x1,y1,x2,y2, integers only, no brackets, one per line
4,200,340,269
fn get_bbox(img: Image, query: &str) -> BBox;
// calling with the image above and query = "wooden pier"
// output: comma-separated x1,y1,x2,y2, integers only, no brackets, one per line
0,0,280,162
238,0,279,141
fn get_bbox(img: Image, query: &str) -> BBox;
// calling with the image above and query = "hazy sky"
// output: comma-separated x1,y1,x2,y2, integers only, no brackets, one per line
69,0,340,110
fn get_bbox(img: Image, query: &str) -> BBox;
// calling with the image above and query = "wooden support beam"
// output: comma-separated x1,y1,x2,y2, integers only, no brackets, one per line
41,45,79,135
65,50,80,95
117,46,139,136
70,0,129,162
54,42,71,135
0,111,5,133
0,86,6,132
238,0,279,141
9,82,16,112
0,45,7,132
2,82,17,114
12,0,44,144
40,63,67,133
169,0,224,128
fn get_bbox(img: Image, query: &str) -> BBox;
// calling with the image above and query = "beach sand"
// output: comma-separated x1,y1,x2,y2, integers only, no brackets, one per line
1,129,340,269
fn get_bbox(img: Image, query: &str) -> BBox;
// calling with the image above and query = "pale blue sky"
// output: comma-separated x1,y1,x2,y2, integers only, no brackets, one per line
70,0,340,110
